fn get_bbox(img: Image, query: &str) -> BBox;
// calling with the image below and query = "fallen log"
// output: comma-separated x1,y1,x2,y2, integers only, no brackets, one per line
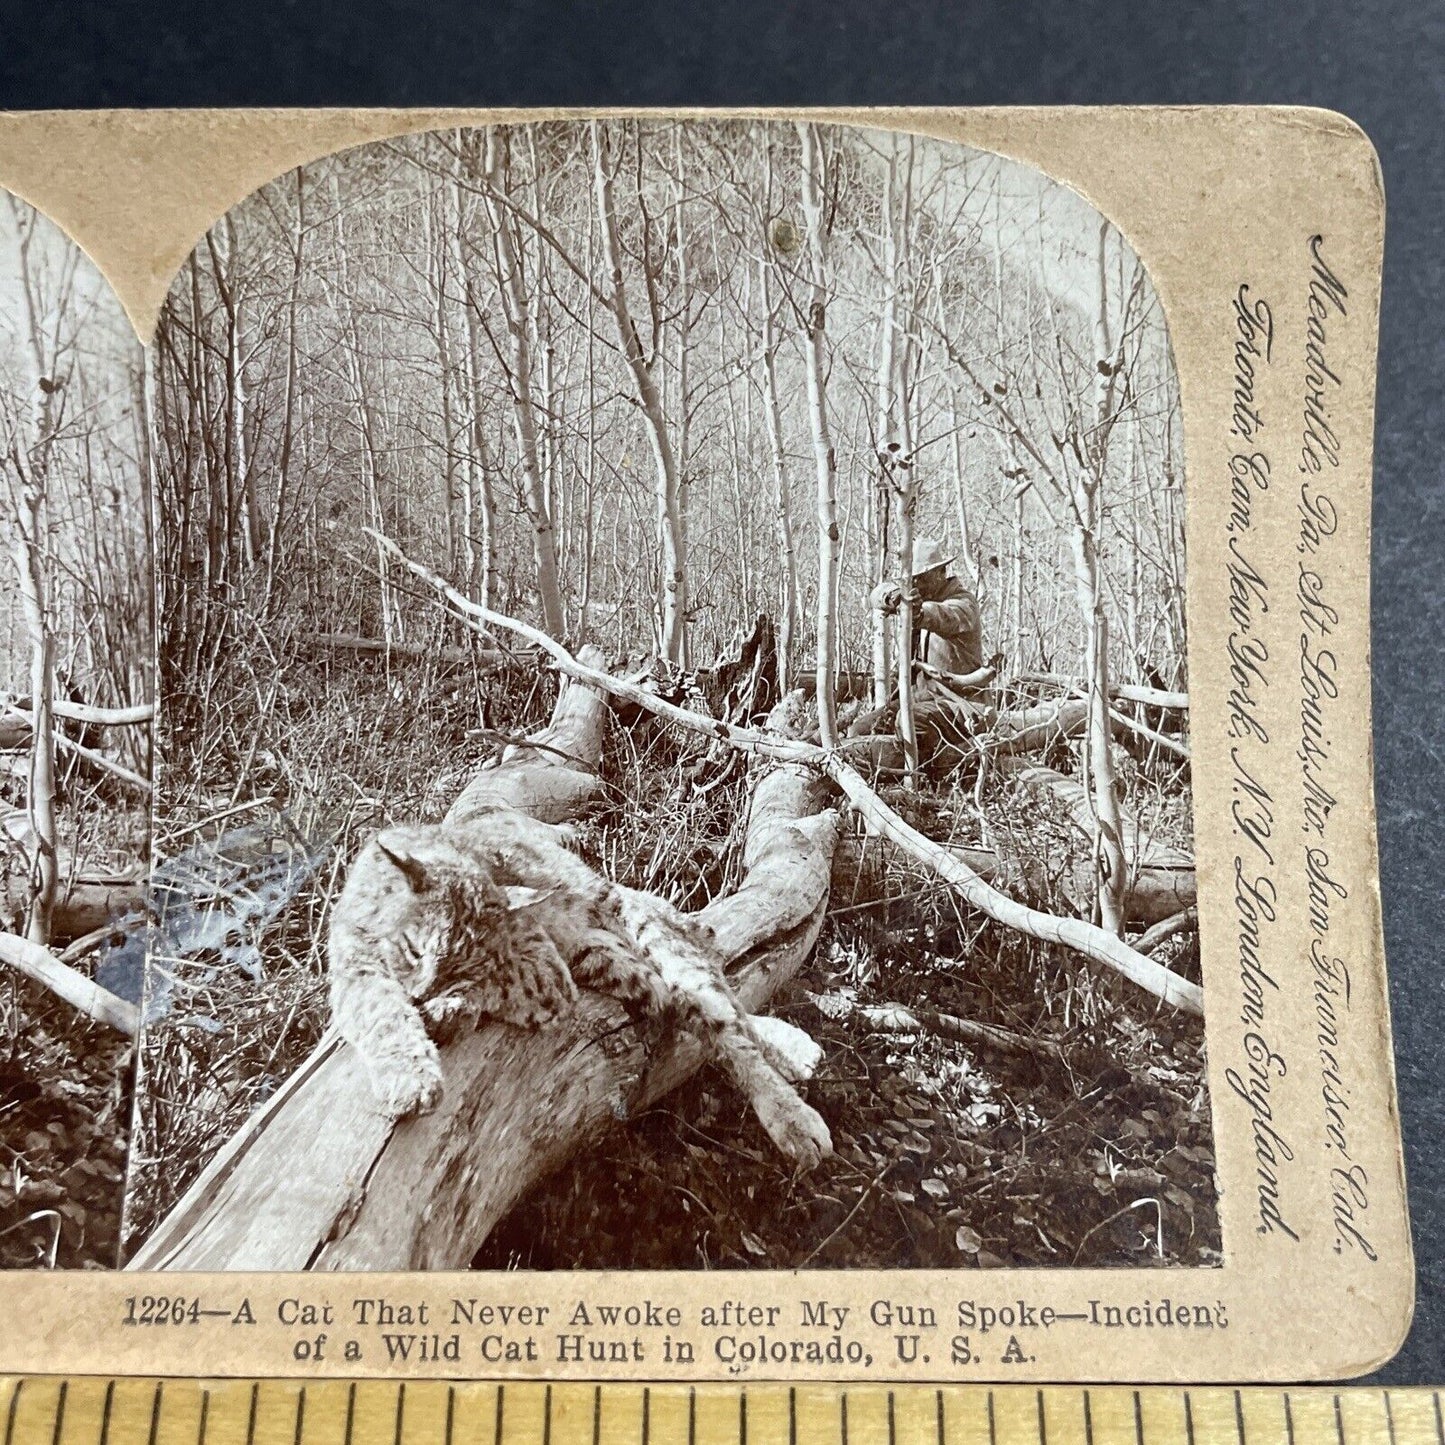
1017,765,1192,871
809,990,1066,1063
0,930,139,1035
1013,670,1188,711
371,535,1202,1016
830,834,1195,928
130,653,839,1270
991,697,1091,754
298,632,518,670
2,874,145,942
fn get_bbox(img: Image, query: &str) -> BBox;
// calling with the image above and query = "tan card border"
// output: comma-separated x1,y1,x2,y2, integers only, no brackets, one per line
0,105,1411,1382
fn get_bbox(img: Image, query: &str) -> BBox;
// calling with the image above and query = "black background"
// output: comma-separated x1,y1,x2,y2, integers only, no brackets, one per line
1,0,1440,1382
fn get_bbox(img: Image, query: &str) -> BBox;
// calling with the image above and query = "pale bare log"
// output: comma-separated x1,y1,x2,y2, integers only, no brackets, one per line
1,697,154,729
1,875,145,941
830,835,1194,929
810,991,1066,1063
1108,705,1191,761
0,931,139,1035
371,537,1202,1015
1132,908,1198,955
1014,671,1188,711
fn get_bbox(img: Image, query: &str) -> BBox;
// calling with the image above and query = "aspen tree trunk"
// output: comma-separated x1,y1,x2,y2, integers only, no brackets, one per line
441,141,484,600
329,183,397,645
590,121,689,666
481,128,567,638
797,122,840,748
885,138,919,783
427,191,461,577
6,203,61,944
1074,217,1128,935
758,145,800,694
262,169,305,615
870,145,899,712
10,491,57,946
947,385,980,587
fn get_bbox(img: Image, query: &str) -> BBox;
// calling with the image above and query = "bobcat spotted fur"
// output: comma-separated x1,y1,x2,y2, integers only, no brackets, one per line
327,808,831,1165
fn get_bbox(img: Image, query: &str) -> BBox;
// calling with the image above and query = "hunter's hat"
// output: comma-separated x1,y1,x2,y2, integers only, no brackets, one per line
910,535,955,576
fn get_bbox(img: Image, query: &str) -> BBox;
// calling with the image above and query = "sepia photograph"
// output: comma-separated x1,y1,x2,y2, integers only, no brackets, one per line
121,118,1214,1274
0,196,151,1269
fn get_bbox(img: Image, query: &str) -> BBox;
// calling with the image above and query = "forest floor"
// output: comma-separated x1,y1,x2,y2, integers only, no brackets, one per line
0,799,145,1271
475,725,1218,1271
124,643,1217,1269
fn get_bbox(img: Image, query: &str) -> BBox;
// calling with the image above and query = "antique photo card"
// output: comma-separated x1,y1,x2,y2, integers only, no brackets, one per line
0,107,1411,1382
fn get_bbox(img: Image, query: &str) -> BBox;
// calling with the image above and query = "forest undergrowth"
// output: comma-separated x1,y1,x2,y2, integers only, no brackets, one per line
125,639,1215,1269
1,792,146,1269
478,721,1217,1271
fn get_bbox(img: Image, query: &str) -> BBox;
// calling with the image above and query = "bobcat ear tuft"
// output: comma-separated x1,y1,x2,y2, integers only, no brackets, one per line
377,838,432,893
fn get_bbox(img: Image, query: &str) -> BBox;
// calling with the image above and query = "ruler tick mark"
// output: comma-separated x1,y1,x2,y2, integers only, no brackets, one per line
394,1384,405,1445
1335,1396,1346,1445
446,1389,455,1445
1285,1394,1296,1445
344,1385,356,1445
1184,1392,1196,1445
740,1391,748,1445
840,1391,848,1445
1038,1390,1048,1445
1135,1391,1144,1445
294,1390,305,1445
198,1392,209,1445
889,1394,896,1445
643,1388,650,1445
543,1387,552,1445
496,1386,506,1445
987,1394,996,1445
1235,1389,1246,1445
936,1390,945,1445
49,1383,65,1445
4,1382,21,1445
146,1383,162,1445
593,1388,601,1445
98,1383,114,1445
689,1390,696,1445
1084,1390,1094,1445
1433,1394,1443,1445
789,1389,796,1445
248,1385,260,1445
1387,1393,1398,1445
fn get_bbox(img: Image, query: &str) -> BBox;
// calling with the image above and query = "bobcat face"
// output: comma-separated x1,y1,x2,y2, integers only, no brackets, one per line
367,826,512,997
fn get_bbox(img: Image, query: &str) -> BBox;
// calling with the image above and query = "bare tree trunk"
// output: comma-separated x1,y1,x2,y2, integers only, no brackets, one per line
481,128,567,638
797,122,840,749
1074,217,1129,934
5,201,63,944
870,145,900,711
9,490,57,945
758,256,799,694
591,121,689,666
262,169,305,616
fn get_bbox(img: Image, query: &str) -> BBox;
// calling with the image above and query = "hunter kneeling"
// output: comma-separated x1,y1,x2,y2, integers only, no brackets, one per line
848,535,997,774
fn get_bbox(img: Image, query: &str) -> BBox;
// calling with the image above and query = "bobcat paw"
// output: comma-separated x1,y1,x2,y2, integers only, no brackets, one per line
367,1041,444,1119
421,992,477,1043
749,1015,824,1082
754,1088,833,1170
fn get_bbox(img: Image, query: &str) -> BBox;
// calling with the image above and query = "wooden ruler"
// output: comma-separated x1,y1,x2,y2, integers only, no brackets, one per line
3,1382,1437,1445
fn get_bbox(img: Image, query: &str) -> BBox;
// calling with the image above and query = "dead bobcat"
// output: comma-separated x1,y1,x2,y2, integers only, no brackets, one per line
327,809,831,1166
